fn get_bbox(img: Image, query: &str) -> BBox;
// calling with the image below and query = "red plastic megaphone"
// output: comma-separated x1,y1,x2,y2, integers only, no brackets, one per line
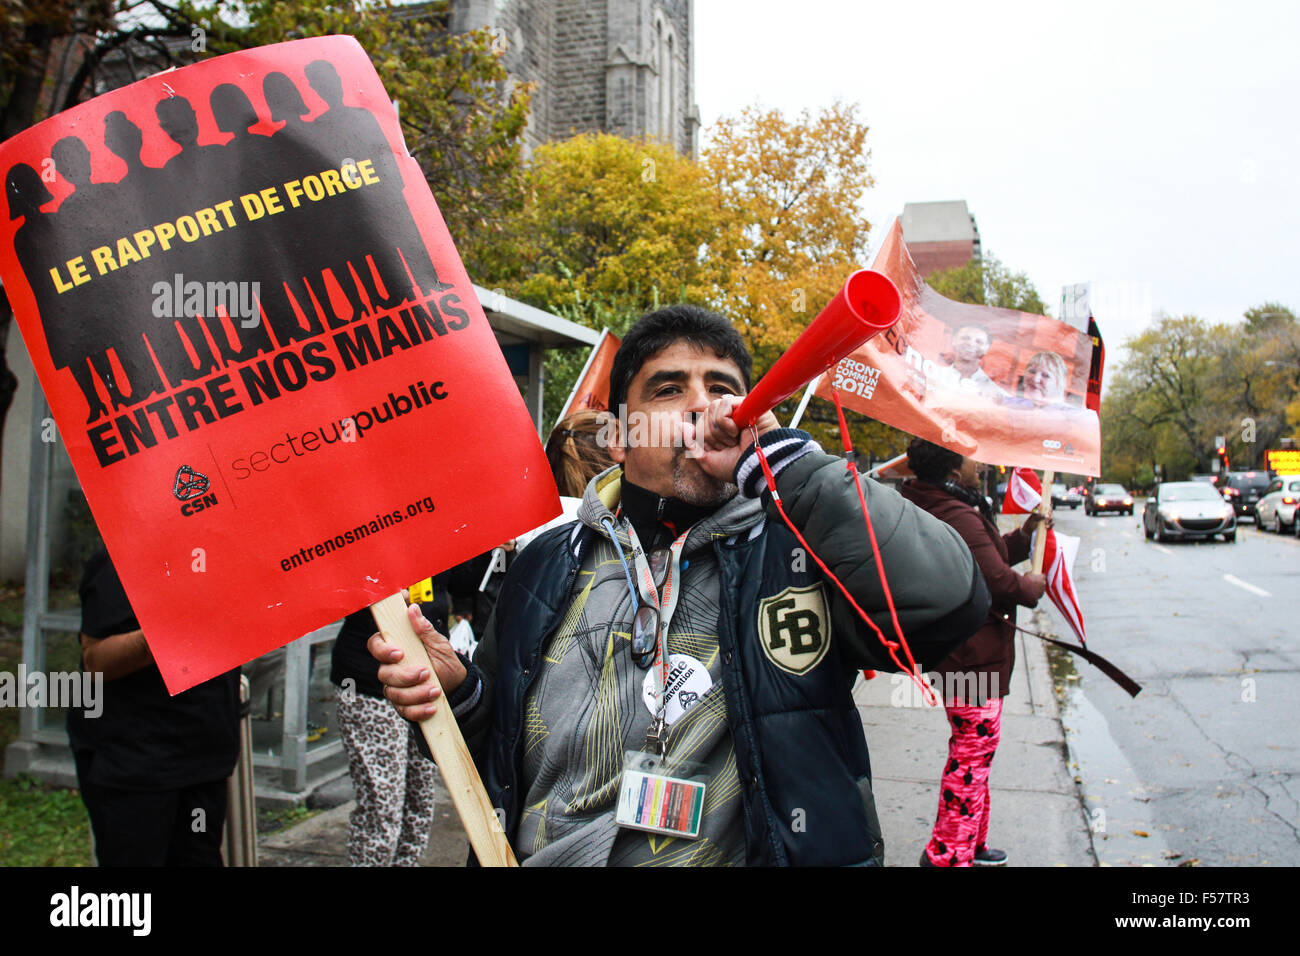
731,270,902,428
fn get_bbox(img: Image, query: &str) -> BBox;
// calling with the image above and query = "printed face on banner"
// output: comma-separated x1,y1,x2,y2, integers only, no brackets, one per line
819,219,1101,475
0,36,559,692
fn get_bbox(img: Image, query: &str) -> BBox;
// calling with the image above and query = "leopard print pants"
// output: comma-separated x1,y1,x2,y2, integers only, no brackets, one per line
923,697,1003,866
336,686,437,866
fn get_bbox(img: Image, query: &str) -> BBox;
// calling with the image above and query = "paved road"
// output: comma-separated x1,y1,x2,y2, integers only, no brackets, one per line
1046,502,1299,866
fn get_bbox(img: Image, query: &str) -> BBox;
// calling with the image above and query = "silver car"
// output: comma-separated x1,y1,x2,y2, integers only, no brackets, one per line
1254,474,1300,534
1143,481,1237,543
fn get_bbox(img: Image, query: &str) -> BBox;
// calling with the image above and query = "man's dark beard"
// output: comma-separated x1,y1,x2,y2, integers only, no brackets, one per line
671,446,737,507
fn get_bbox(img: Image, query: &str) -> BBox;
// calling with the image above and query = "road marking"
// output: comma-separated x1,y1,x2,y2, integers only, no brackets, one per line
1151,544,1174,555
1223,574,1271,597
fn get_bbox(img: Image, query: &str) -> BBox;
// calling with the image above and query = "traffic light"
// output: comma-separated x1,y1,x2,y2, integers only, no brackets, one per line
1214,436,1230,473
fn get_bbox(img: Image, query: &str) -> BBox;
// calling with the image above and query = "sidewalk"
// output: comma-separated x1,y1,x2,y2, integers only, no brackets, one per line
259,609,1096,867
856,608,1097,867
259,769,467,867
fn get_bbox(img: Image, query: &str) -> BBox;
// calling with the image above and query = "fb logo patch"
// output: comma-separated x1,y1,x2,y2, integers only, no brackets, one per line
758,584,831,675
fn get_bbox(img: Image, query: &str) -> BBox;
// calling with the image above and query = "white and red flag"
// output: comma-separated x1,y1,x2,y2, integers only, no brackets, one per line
1041,529,1087,646
1002,467,1043,514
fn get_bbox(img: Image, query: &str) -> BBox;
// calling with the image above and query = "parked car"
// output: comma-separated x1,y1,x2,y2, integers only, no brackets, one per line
1143,481,1237,542
1220,470,1272,520
1254,474,1300,534
1050,483,1081,509
1086,483,1134,516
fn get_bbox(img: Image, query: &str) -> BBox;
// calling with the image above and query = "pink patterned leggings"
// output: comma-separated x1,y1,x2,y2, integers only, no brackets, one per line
923,697,1003,866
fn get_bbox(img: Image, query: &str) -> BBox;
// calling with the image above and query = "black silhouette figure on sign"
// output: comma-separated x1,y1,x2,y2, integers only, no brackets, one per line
304,59,452,313
47,136,152,417
156,94,277,370
100,113,185,401
3,162,112,416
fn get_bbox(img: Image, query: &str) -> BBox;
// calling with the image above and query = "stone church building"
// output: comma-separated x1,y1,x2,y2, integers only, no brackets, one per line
449,0,700,156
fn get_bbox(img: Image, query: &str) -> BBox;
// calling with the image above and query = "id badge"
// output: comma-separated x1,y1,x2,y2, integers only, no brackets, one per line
615,750,707,840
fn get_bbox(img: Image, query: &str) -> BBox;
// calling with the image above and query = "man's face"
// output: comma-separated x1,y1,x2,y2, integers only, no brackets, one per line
952,326,990,364
609,341,747,506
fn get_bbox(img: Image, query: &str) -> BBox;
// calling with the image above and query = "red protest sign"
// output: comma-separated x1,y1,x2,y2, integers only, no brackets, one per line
1,36,559,693
816,219,1101,475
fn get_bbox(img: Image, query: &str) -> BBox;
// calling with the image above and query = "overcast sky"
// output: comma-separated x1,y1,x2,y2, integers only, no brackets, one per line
694,0,1299,351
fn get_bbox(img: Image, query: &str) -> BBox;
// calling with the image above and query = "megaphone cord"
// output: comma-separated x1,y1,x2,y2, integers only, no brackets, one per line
828,388,927,683
750,416,935,705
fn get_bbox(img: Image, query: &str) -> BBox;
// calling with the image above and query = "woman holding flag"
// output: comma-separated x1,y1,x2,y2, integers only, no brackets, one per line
901,438,1049,867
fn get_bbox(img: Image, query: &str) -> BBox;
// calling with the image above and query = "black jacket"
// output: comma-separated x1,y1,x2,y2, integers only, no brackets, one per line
455,448,990,865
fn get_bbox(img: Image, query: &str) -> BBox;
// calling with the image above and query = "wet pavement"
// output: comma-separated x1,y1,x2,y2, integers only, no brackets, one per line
855,609,1096,867
1048,503,1300,866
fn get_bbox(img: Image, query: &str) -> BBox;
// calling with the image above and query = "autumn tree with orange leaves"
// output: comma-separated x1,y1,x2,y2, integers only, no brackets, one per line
704,102,874,363
703,102,907,460
496,102,906,457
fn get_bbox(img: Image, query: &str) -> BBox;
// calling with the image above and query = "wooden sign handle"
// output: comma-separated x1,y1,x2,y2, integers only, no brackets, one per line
370,593,518,867
1030,470,1055,574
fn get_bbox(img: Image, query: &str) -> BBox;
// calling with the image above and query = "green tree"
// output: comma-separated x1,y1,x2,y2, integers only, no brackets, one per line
1100,316,1220,479
492,133,731,311
927,254,1048,314
1102,305,1300,479
487,134,735,424
1243,302,1297,335
1209,303,1300,466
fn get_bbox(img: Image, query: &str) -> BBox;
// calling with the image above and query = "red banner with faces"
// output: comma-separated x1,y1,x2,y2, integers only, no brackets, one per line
816,219,1101,476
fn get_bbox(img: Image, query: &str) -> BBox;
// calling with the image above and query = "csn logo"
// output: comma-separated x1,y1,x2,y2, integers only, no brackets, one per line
173,465,219,516
1041,439,1062,450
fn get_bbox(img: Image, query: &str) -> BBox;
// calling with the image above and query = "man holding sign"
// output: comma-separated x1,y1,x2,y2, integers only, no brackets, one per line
374,306,992,866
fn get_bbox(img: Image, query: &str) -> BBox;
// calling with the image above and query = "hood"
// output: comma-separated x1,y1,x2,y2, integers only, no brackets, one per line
899,478,962,511
577,464,765,557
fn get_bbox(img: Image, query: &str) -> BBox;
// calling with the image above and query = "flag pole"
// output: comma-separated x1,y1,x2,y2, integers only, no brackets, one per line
369,593,518,866
1031,469,1055,573
788,374,823,429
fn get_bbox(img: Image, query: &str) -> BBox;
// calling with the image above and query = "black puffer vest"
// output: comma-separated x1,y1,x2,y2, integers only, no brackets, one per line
482,519,883,867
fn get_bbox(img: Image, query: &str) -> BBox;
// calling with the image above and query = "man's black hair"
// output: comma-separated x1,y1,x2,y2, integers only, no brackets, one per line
608,305,752,416
907,437,963,484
